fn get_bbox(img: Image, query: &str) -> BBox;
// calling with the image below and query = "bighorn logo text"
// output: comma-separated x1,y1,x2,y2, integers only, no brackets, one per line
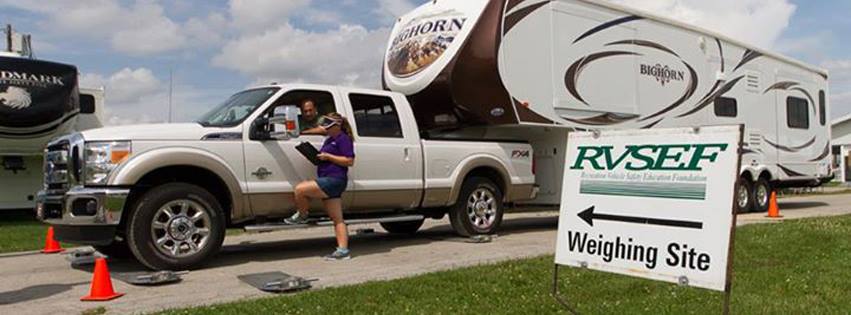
640,63,685,86
386,10,467,77
570,144,728,171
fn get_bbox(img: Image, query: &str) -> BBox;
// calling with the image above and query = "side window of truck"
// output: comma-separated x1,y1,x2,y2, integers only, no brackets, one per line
267,90,336,133
349,93,403,138
786,96,809,129
714,97,737,118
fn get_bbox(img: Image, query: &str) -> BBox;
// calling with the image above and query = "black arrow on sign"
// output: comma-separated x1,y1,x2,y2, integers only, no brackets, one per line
577,206,703,230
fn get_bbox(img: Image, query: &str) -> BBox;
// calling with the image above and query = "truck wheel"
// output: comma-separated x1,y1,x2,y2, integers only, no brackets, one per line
752,178,772,212
449,177,504,237
380,219,425,234
93,239,132,259
126,183,226,270
735,178,754,214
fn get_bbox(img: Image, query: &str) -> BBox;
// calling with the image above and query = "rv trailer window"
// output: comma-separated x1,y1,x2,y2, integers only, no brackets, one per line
349,94,403,138
786,97,809,129
819,90,826,126
714,97,737,117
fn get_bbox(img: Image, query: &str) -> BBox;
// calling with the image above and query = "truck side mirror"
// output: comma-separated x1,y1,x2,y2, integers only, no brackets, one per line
268,105,301,140
80,94,96,114
249,117,271,141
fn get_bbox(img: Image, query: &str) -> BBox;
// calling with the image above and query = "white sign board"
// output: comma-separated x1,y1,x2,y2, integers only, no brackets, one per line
555,126,742,291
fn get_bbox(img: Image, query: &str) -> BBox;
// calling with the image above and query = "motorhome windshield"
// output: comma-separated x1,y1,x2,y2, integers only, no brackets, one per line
197,87,280,127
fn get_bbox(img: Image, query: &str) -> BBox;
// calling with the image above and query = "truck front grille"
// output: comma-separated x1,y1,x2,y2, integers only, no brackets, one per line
44,137,82,194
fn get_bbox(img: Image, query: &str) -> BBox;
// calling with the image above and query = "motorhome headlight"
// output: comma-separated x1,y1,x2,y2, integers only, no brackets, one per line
84,141,131,185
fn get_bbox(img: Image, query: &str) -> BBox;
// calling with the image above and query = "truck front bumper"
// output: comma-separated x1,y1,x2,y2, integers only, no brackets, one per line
36,186,129,245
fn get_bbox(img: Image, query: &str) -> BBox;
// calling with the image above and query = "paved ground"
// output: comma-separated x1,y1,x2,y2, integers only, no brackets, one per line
0,193,849,315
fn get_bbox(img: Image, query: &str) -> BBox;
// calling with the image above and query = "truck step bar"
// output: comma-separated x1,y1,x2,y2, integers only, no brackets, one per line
243,214,425,233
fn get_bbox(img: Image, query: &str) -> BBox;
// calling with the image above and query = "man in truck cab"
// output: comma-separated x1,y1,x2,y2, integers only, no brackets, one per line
299,99,325,135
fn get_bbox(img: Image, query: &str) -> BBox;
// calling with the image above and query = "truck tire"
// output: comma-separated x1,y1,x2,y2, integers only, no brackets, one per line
735,178,754,214
126,183,226,270
752,178,772,212
380,219,425,234
449,177,504,237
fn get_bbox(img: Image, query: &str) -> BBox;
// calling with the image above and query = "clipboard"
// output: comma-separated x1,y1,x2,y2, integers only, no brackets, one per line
296,142,321,165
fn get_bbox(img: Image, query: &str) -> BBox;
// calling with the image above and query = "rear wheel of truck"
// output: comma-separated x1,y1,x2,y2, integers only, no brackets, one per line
380,219,425,234
449,177,504,237
126,183,226,270
735,178,754,213
752,178,772,212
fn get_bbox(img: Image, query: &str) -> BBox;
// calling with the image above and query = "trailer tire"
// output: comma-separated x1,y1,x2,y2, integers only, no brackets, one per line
380,219,425,234
126,183,226,270
735,178,754,213
449,177,504,237
752,178,772,212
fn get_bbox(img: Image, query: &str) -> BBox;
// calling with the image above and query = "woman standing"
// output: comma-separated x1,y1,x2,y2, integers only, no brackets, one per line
284,113,355,260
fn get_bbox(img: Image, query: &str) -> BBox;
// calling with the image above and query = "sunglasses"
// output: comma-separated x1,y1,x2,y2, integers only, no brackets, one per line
318,116,340,129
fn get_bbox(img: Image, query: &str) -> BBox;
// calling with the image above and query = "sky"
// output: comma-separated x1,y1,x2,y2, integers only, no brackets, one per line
0,0,848,125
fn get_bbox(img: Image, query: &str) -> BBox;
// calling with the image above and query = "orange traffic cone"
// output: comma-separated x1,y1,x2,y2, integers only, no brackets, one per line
81,258,124,301
765,191,783,218
41,227,64,254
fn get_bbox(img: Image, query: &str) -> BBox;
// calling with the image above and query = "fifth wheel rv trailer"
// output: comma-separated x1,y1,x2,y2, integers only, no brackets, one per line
0,27,104,210
383,0,832,212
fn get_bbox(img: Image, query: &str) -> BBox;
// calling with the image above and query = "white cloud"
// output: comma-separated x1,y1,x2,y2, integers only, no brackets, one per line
81,68,162,104
374,0,417,22
608,0,796,49
212,24,390,88
228,0,311,32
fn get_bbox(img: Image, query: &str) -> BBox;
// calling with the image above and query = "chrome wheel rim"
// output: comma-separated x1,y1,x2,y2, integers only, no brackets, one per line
151,199,211,258
737,184,749,209
466,187,497,230
756,184,769,208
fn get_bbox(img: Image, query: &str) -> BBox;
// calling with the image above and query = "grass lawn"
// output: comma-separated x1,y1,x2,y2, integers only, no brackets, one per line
0,210,244,254
158,215,851,315
0,210,50,253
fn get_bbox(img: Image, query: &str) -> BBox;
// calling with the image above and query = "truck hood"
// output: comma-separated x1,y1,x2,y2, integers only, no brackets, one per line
81,123,235,141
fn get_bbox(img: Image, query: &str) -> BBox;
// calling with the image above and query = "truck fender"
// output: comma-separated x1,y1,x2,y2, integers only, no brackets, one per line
447,155,512,205
107,147,245,217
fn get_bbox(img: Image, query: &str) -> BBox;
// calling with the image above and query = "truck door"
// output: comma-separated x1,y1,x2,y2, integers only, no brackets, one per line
344,91,423,211
774,78,819,177
242,88,353,217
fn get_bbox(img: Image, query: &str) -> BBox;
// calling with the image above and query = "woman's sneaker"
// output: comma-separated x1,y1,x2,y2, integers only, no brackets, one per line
324,248,351,261
283,212,310,225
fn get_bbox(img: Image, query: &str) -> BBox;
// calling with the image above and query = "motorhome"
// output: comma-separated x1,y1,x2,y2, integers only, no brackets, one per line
0,26,104,210
384,0,832,212
37,0,831,270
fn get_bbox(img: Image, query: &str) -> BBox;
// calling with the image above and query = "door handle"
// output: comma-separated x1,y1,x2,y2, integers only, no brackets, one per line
404,147,411,162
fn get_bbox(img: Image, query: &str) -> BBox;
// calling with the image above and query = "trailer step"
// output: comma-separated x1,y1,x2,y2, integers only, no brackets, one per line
243,214,425,233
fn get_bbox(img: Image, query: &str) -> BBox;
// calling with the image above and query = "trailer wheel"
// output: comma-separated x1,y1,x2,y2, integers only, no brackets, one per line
449,177,504,237
735,178,754,213
752,178,773,212
126,183,226,270
380,219,425,234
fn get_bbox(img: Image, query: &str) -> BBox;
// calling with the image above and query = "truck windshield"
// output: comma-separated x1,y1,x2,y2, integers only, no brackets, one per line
197,87,280,127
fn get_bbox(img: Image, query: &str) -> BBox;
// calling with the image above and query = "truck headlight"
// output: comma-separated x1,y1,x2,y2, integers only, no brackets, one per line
84,141,131,185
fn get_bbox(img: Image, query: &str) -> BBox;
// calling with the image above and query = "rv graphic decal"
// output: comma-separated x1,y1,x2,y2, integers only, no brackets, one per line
676,76,745,118
386,10,467,78
733,49,763,72
565,50,641,107
564,112,639,126
640,63,685,86
763,136,816,153
0,86,32,110
573,15,644,44
763,81,817,114
809,144,831,162
503,1,548,34
777,164,806,177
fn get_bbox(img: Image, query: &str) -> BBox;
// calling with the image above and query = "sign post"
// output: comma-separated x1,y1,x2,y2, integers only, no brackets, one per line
553,126,743,314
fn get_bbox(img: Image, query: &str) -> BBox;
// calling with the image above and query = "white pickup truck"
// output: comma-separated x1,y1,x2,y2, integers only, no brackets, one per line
37,84,536,270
